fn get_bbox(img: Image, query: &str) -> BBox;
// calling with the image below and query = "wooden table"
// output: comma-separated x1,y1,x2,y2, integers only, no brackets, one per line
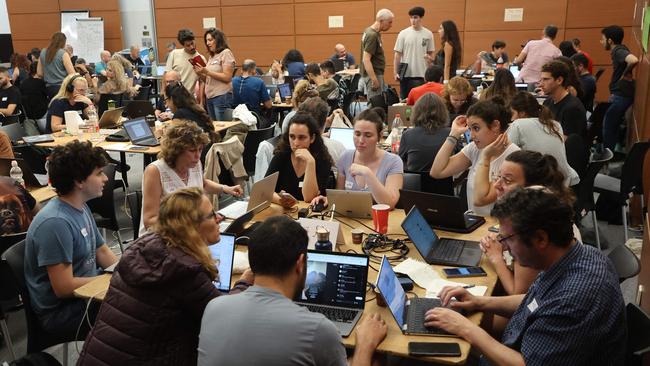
29,186,57,203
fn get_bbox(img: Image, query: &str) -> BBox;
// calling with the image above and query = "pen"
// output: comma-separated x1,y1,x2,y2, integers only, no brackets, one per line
463,285,475,289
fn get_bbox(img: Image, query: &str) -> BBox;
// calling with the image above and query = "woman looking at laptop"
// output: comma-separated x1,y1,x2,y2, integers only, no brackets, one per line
78,187,253,365
442,76,477,120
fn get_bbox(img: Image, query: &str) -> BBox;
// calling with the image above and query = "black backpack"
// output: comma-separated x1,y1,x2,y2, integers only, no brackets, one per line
10,352,62,366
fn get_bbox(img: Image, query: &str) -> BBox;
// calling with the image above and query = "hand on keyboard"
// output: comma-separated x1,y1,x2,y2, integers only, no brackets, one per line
423,307,475,338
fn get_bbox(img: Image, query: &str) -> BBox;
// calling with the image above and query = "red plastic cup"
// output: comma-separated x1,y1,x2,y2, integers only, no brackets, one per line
372,204,390,234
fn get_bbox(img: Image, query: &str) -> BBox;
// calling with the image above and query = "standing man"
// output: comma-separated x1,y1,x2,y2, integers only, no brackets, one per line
359,8,394,99
166,28,206,104
512,25,561,85
393,6,435,99
600,25,638,150
330,44,356,69
540,60,587,141
0,67,21,123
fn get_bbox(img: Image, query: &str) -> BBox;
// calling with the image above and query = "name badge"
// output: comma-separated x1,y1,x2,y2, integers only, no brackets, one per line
298,181,304,188
1,97,7,101
527,298,538,313
81,227,88,237
345,180,353,190
77,110,83,115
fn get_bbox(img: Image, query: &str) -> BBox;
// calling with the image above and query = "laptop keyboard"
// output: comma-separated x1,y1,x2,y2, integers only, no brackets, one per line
302,304,357,323
407,298,451,335
432,239,464,261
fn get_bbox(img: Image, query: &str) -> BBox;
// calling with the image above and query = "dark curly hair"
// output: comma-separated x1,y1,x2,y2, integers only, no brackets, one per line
466,97,510,132
165,84,217,142
282,49,305,67
49,141,107,196
248,215,308,276
275,112,333,166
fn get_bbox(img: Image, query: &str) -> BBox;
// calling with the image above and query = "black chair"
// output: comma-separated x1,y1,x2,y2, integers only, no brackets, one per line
13,145,48,174
223,108,234,121
594,68,606,82
0,122,27,143
97,93,125,117
565,134,589,180
587,102,611,144
607,243,640,283
134,85,151,101
87,164,124,252
242,125,276,176
126,190,142,241
626,302,650,366
406,171,454,196
0,232,27,361
403,173,421,191
1,112,22,126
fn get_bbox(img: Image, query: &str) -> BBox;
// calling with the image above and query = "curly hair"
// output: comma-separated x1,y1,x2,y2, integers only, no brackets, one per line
411,93,449,132
467,97,510,132
275,112,333,165
443,76,473,109
159,120,210,169
292,80,318,109
282,49,305,66
49,141,107,196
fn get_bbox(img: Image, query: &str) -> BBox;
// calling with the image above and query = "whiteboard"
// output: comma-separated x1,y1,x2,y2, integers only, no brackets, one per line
61,10,89,50
75,18,104,64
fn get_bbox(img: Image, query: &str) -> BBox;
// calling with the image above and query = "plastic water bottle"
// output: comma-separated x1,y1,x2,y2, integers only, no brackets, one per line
87,105,99,133
10,160,24,186
391,114,404,153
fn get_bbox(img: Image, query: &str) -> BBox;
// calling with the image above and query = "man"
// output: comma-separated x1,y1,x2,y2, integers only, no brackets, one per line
513,25,561,84
154,70,182,121
65,44,77,65
74,58,94,87
126,45,145,73
166,28,206,102
330,43,355,69
540,60,587,140
232,59,271,115
572,38,593,74
94,50,111,76
359,8,394,99
299,96,346,165
0,67,21,123
319,60,336,79
198,216,387,366
24,141,118,337
600,25,639,150
474,40,509,74
305,62,338,102
424,187,626,365
406,64,444,105
571,53,596,112
393,6,435,99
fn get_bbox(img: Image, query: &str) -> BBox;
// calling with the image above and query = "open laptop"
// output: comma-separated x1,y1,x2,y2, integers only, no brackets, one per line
0,158,47,188
296,250,369,337
217,172,279,219
123,118,160,147
98,106,125,128
332,59,345,72
326,189,373,219
277,83,292,100
123,100,155,119
509,64,520,80
208,233,236,292
376,255,459,336
386,105,412,130
329,128,354,150
399,190,485,233
401,206,482,267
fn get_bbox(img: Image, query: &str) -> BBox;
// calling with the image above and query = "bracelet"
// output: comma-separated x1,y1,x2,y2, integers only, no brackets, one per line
446,135,459,145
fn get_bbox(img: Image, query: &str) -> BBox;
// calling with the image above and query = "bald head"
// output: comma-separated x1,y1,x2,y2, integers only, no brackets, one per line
242,59,257,74
163,70,181,83
100,50,111,63
334,44,347,59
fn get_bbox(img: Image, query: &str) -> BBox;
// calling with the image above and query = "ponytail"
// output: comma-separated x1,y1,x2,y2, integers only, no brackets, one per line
510,91,563,141
505,151,574,204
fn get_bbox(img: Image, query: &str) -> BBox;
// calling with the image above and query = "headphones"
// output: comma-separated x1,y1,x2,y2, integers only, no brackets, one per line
66,75,82,93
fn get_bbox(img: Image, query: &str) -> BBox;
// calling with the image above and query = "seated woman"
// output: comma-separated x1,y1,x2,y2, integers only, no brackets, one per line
266,112,333,208
165,84,218,143
78,187,253,365
398,92,450,172
141,120,242,235
95,59,139,101
479,68,517,104
45,73,94,133
430,98,519,216
281,80,319,134
312,109,404,210
443,76,478,120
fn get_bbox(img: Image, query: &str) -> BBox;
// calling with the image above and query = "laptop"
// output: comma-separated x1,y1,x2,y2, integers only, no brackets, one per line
217,172,279,219
277,83,292,100
98,106,125,128
386,105,412,129
157,65,166,75
376,255,460,336
326,189,373,219
0,158,47,188
401,206,482,267
22,135,54,144
509,64,520,80
296,250,369,337
208,233,236,292
398,190,485,233
123,118,160,147
123,100,155,119
266,85,278,99
329,128,354,150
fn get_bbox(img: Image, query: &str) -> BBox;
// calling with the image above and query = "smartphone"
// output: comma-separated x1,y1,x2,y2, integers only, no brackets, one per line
463,130,471,144
408,342,461,357
443,267,487,278
488,224,499,233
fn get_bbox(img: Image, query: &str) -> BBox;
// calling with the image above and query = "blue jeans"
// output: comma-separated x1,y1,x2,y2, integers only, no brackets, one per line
602,94,633,149
207,92,233,121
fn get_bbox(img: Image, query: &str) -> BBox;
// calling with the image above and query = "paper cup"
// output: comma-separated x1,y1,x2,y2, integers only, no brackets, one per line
371,204,390,234
350,229,364,245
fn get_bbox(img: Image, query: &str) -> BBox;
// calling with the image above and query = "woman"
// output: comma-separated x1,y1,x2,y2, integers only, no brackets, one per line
281,80,319,134
78,187,253,365
45,73,94,133
266,112,333,207
195,28,235,121
479,68,517,104
434,20,462,81
111,53,136,81
398,93,450,172
507,91,580,186
141,120,242,235
559,40,577,58
442,76,477,118
282,49,306,78
165,84,217,142
96,59,139,100
430,99,519,216
10,53,30,88
37,32,75,98
19,62,48,124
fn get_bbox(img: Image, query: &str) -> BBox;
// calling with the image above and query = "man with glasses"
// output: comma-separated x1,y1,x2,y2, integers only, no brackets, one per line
155,70,182,121
166,28,206,104
423,187,626,365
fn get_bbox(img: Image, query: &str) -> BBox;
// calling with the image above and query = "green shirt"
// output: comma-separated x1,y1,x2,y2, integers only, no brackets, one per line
360,27,385,77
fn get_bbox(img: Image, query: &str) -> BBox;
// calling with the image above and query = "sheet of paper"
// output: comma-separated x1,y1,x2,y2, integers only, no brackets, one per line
393,258,440,290
328,15,343,28
203,17,216,29
425,279,488,297
504,8,524,22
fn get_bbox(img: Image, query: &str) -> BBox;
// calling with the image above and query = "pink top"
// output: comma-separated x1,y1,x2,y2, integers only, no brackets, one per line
517,38,561,84
204,49,236,99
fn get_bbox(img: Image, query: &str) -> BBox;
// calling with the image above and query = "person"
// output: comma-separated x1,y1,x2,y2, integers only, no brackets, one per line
28,48,41,64
507,91,579,186
399,93,450,172
64,44,77,65
78,188,253,365
432,20,462,82
94,50,111,76
231,59,272,114
559,40,577,58
430,99,519,215
9,53,30,87
319,60,336,79
267,59,286,84
555,56,583,101
299,97,346,165
0,67,21,122
331,43,356,69
24,141,118,337
195,28,235,121
265,112,333,207
154,70,182,121
37,32,76,99
393,6,435,99
95,59,140,101
125,45,144,72
601,25,639,150
572,38,594,74
0,176,40,235
406,64,444,105
512,25,562,84
140,120,242,235
479,68,517,104
45,73,94,133
474,40,509,74
540,60,587,141
571,52,596,112
282,49,306,79
424,187,626,366
280,80,319,134
198,215,387,366
111,53,136,81
165,83,217,142
19,62,48,130
443,76,477,118
73,58,95,88
359,9,395,99
304,62,338,102
312,108,404,210
166,29,206,101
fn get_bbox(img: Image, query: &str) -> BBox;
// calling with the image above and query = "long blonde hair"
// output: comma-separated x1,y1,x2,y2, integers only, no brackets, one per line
106,59,128,92
49,73,87,106
155,187,218,279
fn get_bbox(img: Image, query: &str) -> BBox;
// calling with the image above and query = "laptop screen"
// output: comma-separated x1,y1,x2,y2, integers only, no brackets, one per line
299,251,368,309
123,118,154,141
376,256,407,326
329,128,355,150
509,64,520,80
278,83,292,99
208,234,236,292
402,206,439,257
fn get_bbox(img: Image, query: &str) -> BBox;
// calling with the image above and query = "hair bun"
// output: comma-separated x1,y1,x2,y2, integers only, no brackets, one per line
488,95,506,107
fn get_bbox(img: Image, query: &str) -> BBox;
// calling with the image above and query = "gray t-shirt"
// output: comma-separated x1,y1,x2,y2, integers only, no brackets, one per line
198,286,346,366
394,27,435,78
336,149,403,192
24,198,103,315
39,49,68,87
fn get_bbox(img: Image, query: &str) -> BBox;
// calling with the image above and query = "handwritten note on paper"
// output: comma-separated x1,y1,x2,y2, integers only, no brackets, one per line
504,8,524,22
393,258,440,290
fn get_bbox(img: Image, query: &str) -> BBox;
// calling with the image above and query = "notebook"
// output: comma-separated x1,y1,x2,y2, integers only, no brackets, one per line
208,233,236,292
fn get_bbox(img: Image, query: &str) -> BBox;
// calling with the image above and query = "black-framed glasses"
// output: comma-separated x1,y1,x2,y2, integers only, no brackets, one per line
202,210,217,221
496,232,518,244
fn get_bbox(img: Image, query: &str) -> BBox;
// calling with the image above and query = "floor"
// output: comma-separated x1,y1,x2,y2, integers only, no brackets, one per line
0,152,643,365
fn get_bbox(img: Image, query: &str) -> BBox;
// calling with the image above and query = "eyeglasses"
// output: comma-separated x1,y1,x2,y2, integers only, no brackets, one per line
202,210,218,221
495,175,514,185
496,232,518,244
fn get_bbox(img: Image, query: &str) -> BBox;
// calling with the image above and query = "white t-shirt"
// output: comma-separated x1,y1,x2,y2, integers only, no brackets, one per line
394,27,435,78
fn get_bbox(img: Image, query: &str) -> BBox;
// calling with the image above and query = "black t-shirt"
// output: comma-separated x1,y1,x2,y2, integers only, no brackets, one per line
173,108,212,135
265,150,332,201
0,85,21,119
45,98,88,133
579,74,596,112
398,126,450,172
544,93,587,139
19,77,48,119
609,45,631,94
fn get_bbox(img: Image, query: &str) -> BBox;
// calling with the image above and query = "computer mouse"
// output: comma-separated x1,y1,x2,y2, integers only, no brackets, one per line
312,200,326,212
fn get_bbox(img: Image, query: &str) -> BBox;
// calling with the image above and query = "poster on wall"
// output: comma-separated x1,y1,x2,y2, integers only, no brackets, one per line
75,18,104,63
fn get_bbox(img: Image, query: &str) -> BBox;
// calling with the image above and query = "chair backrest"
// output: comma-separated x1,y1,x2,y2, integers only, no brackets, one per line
594,68,606,82
406,171,454,196
0,232,26,302
223,108,234,121
607,244,640,283
1,112,22,126
86,164,120,231
620,142,650,196
127,190,142,240
134,85,151,101
565,134,589,180
574,160,607,216
36,118,48,134
243,124,276,174
402,173,421,191
0,122,27,143
97,93,124,117
626,302,650,366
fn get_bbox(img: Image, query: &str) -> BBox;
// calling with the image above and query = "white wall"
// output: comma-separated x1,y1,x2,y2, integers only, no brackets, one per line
118,0,154,52
0,0,11,33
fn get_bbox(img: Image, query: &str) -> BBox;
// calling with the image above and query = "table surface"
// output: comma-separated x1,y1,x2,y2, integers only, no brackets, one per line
74,202,498,364
29,186,57,203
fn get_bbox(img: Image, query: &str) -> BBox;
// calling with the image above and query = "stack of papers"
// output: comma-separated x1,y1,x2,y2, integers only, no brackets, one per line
393,258,487,297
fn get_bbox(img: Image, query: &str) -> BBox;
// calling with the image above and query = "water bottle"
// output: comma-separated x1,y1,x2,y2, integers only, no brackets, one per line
314,227,333,251
10,160,24,186
151,61,158,76
87,105,99,133
107,100,116,110
391,114,403,153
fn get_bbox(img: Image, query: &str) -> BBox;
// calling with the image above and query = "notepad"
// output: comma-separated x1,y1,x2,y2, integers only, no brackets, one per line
394,258,440,290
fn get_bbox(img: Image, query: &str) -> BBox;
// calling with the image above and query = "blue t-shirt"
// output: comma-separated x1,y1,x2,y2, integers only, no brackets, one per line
232,76,270,114
94,61,107,75
24,198,104,315
45,98,88,133
285,62,305,78
330,53,356,68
